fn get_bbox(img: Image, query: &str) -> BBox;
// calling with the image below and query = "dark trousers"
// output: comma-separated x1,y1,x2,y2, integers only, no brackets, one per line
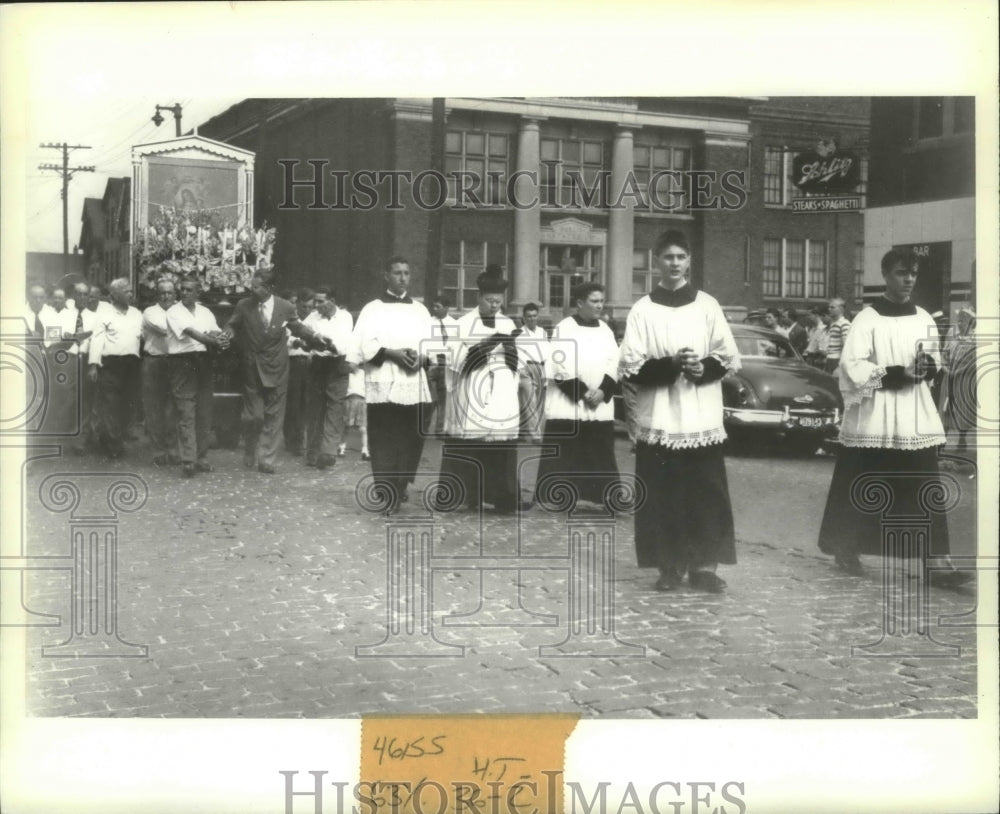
43,345,80,438
94,355,140,456
818,446,950,558
284,356,310,452
366,403,427,503
143,355,177,456
168,352,213,464
439,438,520,510
77,354,97,449
241,367,287,468
305,357,349,460
634,442,736,574
424,364,448,434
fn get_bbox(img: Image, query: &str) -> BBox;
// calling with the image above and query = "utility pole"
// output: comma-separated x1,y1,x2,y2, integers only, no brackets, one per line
39,143,94,275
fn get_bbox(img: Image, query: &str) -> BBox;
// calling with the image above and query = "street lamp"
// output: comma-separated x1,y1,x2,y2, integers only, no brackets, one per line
152,103,184,137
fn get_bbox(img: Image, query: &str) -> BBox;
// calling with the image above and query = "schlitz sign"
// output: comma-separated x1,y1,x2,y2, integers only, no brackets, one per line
792,139,861,195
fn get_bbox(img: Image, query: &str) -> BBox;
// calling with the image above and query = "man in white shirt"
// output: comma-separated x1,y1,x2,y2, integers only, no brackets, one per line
43,287,78,350
514,301,550,442
304,286,354,469
166,278,227,478
24,283,53,339
141,279,180,466
424,294,459,436
41,287,82,437
65,283,104,453
87,278,143,458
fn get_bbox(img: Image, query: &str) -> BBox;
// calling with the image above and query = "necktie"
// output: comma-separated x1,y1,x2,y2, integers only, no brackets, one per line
75,309,84,335
34,313,43,338
259,303,267,325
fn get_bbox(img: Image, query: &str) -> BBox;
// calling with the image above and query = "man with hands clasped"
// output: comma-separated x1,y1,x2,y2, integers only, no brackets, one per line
619,230,741,594
348,257,433,513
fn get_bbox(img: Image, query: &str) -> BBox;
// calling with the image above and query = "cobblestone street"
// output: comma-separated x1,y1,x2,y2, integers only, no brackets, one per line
20,435,981,719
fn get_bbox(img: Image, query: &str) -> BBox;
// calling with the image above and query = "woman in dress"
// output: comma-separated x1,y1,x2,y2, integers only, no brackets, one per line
619,230,741,593
817,248,970,587
534,283,620,510
437,269,527,514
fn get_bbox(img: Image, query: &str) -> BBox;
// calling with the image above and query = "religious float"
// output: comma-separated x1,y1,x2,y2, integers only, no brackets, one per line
130,134,267,447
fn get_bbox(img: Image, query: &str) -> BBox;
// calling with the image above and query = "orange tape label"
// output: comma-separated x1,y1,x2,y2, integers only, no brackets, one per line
359,714,579,814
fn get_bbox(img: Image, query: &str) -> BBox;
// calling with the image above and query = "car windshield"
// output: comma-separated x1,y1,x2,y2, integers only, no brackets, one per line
735,334,799,360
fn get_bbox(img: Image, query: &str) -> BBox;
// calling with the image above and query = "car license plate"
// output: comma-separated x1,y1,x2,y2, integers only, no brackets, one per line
798,416,823,428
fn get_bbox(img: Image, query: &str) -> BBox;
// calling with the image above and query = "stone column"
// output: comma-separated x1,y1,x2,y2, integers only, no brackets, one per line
512,118,542,307
605,126,637,316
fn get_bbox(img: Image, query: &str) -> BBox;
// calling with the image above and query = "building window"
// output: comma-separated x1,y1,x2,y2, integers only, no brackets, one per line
762,237,828,300
445,130,509,205
540,138,606,208
633,142,691,211
632,249,654,298
764,147,813,206
763,147,785,205
539,244,603,311
807,241,827,299
854,241,865,303
914,97,975,142
441,240,509,310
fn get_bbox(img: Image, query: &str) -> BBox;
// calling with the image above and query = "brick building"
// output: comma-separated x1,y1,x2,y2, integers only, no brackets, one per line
865,96,975,318
196,97,868,321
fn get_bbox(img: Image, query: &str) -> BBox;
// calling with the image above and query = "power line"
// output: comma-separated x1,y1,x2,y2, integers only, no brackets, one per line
38,142,95,276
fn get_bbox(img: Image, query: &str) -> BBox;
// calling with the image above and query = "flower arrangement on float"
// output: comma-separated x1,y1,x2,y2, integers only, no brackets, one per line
133,207,276,305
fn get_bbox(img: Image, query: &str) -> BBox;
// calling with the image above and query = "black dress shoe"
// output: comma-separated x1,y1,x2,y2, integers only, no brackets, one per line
835,552,864,576
654,571,683,592
195,461,213,473
315,454,336,470
181,463,196,479
689,571,727,593
257,463,276,474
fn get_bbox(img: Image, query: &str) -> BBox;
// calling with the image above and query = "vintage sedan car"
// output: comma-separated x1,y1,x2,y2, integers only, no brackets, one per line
723,324,842,454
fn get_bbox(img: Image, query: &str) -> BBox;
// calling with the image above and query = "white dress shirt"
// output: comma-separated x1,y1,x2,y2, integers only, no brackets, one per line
166,302,221,354
142,304,172,356
309,308,354,358
88,304,143,365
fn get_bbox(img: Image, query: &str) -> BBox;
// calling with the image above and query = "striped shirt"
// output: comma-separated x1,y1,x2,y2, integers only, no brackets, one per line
826,316,851,360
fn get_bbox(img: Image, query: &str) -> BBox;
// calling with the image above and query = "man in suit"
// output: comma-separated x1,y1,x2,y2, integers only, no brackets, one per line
223,269,315,473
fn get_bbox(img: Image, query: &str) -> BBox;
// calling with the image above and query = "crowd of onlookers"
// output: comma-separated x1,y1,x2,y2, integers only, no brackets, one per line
755,300,852,373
